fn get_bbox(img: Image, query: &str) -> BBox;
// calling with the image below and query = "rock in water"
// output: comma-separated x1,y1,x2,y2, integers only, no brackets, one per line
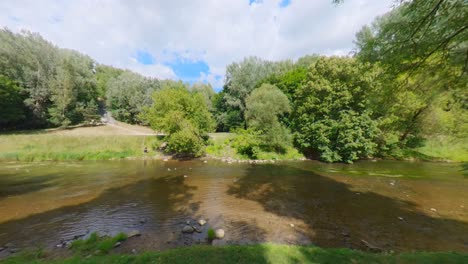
361,239,382,253
182,225,194,233
127,230,141,238
215,229,225,239
198,219,207,226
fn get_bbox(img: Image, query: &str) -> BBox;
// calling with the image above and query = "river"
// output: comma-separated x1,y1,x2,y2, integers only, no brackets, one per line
0,160,467,256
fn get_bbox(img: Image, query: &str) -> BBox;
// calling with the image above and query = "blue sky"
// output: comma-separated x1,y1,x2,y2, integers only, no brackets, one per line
0,0,393,92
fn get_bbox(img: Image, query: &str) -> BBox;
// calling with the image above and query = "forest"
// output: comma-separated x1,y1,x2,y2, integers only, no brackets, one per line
1,0,466,163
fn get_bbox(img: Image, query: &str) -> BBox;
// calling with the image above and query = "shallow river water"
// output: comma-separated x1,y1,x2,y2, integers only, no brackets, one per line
0,160,467,256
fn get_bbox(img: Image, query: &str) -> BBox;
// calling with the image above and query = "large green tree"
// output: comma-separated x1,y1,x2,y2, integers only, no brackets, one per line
245,84,292,152
293,57,380,163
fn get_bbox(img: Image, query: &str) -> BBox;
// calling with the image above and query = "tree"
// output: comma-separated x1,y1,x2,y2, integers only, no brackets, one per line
0,75,25,128
293,57,380,163
141,85,215,156
354,0,468,150
106,71,160,123
222,56,293,129
245,84,292,152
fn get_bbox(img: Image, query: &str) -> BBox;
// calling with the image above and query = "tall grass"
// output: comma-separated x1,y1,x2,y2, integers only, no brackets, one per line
0,134,161,161
415,136,468,162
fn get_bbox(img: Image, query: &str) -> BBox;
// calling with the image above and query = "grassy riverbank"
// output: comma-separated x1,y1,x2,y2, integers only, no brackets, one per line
4,244,468,264
0,126,161,161
0,126,465,162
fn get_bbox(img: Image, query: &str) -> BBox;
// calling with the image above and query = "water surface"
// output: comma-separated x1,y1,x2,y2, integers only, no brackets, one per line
0,160,467,255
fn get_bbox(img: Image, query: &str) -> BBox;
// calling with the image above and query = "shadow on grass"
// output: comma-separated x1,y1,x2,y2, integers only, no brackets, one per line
227,164,468,253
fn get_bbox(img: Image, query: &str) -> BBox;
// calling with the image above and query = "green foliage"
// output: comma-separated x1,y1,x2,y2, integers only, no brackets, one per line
245,84,292,152
355,0,468,155
141,85,215,156
71,232,127,255
0,29,99,128
221,56,294,130
106,71,160,124
0,75,25,127
207,228,216,241
166,126,205,157
293,57,380,163
231,129,262,159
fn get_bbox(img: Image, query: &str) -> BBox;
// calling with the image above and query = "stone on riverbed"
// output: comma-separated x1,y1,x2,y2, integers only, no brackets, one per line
114,241,121,248
215,229,225,239
182,225,194,233
127,230,141,238
361,239,382,253
198,219,207,226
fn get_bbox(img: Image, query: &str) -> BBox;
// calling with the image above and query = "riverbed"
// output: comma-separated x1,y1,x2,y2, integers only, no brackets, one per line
0,160,467,256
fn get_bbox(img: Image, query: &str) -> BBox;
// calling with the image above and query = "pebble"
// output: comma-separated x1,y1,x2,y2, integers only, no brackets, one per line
163,158,168,162
131,249,137,254
114,242,121,248
203,160,208,163
290,223,295,228
430,208,437,212
184,175,188,178
215,229,225,239
398,217,404,221
198,219,207,226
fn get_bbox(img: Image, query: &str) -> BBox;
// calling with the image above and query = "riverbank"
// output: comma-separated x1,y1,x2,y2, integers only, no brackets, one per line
4,244,468,264
0,126,465,163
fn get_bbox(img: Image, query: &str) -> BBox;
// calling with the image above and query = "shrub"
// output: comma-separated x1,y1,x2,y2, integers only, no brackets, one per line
166,127,205,157
207,228,216,241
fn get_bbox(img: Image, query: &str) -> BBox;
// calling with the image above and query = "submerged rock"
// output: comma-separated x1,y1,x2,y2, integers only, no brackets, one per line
182,225,194,233
192,225,202,233
215,229,225,239
361,239,382,253
127,230,141,238
198,219,207,226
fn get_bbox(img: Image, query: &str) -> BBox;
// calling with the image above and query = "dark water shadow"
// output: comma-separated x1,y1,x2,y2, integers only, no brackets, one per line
0,174,57,199
0,174,201,256
227,164,468,253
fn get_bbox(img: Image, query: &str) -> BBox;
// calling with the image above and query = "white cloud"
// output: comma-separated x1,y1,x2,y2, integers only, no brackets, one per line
0,0,393,87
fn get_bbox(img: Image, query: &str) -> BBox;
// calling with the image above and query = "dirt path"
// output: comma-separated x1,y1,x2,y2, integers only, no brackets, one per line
100,111,158,136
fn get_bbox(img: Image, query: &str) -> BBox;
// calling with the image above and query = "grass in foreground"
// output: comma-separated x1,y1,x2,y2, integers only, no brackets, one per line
3,244,467,264
0,133,161,161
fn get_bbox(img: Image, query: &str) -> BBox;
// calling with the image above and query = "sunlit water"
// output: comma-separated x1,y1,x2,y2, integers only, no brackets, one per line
0,160,467,255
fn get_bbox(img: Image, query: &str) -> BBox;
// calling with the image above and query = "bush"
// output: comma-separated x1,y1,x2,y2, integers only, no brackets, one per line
231,129,262,159
166,127,205,157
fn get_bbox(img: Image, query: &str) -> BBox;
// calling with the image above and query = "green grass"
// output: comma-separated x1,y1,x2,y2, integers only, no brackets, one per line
0,134,161,161
70,232,127,255
207,228,216,241
206,133,304,161
414,136,468,162
2,244,467,264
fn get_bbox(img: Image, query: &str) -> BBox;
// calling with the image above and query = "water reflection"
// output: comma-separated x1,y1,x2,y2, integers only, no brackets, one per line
0,160,466,255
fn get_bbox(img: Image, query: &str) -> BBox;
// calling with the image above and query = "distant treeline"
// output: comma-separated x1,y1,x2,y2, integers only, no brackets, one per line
1,0,466,162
